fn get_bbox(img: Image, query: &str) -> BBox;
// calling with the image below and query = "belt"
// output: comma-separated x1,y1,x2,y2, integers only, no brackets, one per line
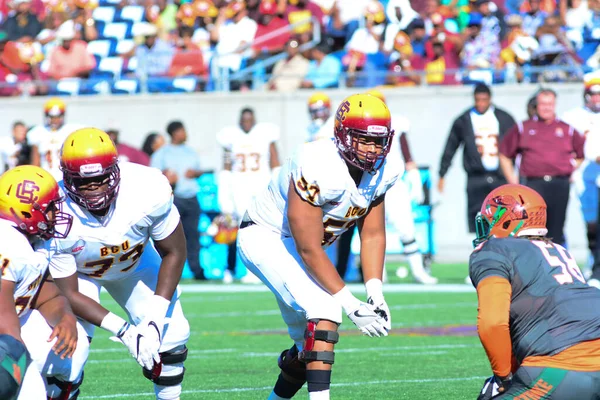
524,175,569,182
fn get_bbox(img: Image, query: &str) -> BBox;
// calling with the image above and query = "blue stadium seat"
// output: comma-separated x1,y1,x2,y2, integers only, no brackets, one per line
147,77,174,93
122,56,137,74
117,6,145,23
112,78,140,94
98,0,120,6
79,78,112,95
171,77,197,92
101,22,132,40
92,6,116,23
87,39,115,58
55,78,82,96
115,39,135,56
96,57,124,78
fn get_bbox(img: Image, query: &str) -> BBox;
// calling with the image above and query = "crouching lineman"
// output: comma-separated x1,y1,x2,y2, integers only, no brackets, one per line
470,184,600,399
0,165,88,399
237,94,397,399
38,128,190,400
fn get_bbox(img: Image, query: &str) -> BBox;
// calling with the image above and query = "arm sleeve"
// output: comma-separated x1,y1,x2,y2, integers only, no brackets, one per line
469,247,512,287
399,132,413,163
499,124,520,159
572,126,585,159
48,252,78,280
438,118,463,178
476,276,513,378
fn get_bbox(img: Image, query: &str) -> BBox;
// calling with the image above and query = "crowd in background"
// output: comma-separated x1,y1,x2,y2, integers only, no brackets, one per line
0,0,598,95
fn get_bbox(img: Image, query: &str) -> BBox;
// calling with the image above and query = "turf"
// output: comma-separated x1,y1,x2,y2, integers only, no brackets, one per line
78,262,492,399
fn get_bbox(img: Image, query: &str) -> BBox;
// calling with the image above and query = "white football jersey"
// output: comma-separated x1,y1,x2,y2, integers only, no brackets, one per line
216,122,280,218
0,136,24,174
561,107,600,161
41,162,180,281
248,138,402,246
0,219,47,317
27,123,84,180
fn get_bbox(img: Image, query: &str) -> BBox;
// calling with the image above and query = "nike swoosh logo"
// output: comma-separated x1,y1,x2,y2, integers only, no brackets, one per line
149,321,161,341
353,310,373,318
136,334,142,356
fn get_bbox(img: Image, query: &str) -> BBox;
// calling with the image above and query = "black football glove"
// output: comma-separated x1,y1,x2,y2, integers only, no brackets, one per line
477,374,513,400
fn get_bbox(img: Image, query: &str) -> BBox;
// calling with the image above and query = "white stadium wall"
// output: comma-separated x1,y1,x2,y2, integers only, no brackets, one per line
0,83,587,261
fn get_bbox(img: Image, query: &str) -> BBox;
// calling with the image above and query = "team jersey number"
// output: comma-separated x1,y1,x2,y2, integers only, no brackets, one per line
83,243,145,278
532,241,586,285
296,176,320,205
15,296,32,316
0,256,9,276
235,153,261,172
322,218,355,246
474,133,498,159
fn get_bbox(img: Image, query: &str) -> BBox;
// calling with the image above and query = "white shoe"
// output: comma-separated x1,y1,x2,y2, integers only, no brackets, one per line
413,271,438,285
222,270,234,284
240,271,261,284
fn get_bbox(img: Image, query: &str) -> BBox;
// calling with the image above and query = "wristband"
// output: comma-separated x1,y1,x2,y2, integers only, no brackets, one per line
100,312,127,336
332,286,360,313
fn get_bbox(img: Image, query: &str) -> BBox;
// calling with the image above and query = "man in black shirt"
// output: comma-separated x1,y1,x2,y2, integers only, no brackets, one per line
2,0,42,42
438,84,516,232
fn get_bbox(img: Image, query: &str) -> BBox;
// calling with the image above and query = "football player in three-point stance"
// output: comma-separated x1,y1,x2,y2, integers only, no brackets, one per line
216,107,281,283
38,128,191,400
0,165,89,400
470,184,600,399
237,94,396,400
27,98,83,180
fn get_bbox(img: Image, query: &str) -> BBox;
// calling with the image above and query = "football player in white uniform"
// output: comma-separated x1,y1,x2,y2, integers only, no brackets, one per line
217,107,281,283
27,98,83,180
306,93,332,143
366,89,437,284
562,72,600,274
39,128,191,400
0,165,89,400
237,94,396,400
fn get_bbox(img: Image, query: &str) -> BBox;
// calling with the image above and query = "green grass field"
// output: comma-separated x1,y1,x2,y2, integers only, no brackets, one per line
79,263,492,399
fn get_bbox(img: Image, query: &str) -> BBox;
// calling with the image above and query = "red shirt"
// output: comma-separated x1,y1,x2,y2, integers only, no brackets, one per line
253,17,290,53
117,143,150,166
499,118,585,178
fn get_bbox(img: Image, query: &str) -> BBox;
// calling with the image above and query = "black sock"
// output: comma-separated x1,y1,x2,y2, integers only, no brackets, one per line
306,370,332,392
273,373,305,398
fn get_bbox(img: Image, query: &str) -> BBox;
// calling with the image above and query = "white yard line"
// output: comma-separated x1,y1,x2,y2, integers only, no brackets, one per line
80,375,487,399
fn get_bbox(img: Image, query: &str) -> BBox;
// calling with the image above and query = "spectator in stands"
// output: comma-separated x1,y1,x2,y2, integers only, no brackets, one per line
420,34,460,85
386,31,423,86
439,83,516,233
144,0,178,39
562,0,588,49
284,0,324,36
191,0,219,71
300,40,342,88
475,0,505,38
583,0,600,51
500,88,584,246
0,121,33,173
151,120,206,280
383,0,419,54
251,0,290,58
134,22,174,78
0,30,19,96
326,0,368,50
141,131,165,157
497,14,538,82
407,18,427,56
268,36,310,91
168,25,205,81
47,20,96,80
461,12,500,82
521,0,547,36
346,1,386,55
107,128,150,166
72,3,98,42
211,0,258,90
3,0,42,41
0,38,47,95
422,0,445,36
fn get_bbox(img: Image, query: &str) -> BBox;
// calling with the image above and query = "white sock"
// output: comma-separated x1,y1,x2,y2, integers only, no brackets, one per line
154,383,181,400
309,390,330,399
407,252,426,276
268,390,290,400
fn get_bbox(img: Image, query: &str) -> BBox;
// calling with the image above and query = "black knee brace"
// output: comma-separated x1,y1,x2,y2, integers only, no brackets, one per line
298,320,339,365
587,222,597,253
143,345,188,386
278,345,306,383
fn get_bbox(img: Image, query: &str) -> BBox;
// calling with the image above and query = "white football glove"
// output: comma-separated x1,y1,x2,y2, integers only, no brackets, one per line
333,286,388,337
115,322,160,371
366,279,391,331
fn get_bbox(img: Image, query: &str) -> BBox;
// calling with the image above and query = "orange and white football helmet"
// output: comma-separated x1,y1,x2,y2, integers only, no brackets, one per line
308,92,331,123
474,184,548,247
44,98,66,130
0,165,72,239
60,128,120,211
333,93,394,172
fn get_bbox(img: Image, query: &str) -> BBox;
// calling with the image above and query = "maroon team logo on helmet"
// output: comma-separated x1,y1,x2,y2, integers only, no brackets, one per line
15,180,40,205
490,195,528,220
